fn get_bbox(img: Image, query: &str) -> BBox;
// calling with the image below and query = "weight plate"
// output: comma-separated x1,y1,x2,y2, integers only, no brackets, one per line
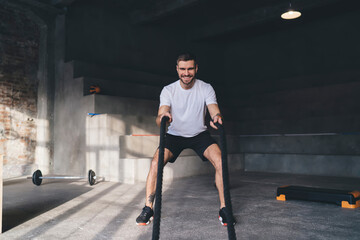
32,170,43,186
88,170,96,185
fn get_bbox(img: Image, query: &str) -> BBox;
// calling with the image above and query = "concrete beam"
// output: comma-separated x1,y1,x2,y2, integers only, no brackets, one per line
51,0,76,7
1,0,66,15
131,0,203,24
189,0,342,40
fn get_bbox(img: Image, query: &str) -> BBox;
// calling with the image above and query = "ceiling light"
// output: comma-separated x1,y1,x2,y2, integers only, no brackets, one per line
281,2,301,20
281,10,301,20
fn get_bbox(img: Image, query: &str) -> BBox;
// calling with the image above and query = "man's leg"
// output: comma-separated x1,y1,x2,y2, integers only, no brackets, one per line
203,143,236,226
136,148,173,225
145,148,173,208
203,143,225,209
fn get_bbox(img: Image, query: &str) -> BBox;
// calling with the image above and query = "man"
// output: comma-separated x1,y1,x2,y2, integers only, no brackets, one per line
136,53,233,226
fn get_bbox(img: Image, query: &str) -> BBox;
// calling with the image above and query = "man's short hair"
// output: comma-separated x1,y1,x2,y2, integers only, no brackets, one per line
176,53,197,65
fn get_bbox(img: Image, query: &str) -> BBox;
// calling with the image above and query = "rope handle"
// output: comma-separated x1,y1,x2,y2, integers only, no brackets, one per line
152,116,169,240
214,121,237,240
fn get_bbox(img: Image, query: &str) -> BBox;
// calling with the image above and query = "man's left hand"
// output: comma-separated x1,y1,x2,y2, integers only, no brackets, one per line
210,113,223,129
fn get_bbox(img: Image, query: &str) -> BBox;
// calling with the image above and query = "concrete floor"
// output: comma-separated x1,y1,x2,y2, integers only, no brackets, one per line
2,171,360,239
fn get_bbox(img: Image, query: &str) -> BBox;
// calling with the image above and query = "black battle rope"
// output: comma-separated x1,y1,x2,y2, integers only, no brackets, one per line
215,122,237,240
152,116,169,240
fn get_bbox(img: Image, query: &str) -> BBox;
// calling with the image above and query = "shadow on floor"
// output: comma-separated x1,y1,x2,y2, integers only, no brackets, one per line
2,178,93,232
2,172,360,239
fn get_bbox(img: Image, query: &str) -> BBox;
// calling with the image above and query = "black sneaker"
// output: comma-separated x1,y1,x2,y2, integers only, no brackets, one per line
219,207,236,226
136,206,154,226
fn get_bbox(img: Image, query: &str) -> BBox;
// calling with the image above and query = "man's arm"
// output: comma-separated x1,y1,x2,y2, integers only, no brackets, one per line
156,105,172,127
207,103,223,129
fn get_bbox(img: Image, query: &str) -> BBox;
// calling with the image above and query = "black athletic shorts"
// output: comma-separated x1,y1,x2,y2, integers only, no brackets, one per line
164,131,217,163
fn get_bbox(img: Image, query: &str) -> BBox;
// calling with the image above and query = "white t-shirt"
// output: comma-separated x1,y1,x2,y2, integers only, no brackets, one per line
159,79,217,137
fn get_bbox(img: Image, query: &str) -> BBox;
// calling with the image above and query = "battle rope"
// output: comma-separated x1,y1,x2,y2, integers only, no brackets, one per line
152,118,236,240
152,116,169,240
215,122,237,240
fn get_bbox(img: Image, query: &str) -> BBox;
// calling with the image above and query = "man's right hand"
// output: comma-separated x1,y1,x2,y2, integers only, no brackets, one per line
156,105,172,126
160,112,172,123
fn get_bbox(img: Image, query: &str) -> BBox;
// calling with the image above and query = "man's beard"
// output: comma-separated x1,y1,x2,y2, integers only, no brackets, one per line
180,76,195,85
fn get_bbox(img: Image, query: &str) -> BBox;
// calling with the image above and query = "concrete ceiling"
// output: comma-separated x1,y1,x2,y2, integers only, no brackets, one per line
46,0,353,41
125,0,348,41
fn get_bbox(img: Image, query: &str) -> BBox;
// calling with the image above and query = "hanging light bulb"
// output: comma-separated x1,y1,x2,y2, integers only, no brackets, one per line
281,2,301,20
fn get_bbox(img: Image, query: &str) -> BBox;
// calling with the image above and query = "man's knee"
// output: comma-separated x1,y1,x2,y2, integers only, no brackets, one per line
150,148,172,170
213,155,222,171
149,150,159,170
204,144,222,169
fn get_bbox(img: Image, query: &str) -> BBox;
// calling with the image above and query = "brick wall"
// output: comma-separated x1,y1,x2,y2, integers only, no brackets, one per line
0,4,40,178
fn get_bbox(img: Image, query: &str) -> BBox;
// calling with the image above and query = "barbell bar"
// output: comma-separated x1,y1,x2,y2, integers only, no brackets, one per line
32,169,96,186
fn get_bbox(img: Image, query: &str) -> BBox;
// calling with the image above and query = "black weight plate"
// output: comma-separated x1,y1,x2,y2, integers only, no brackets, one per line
88,170,96,185
32,169,43,186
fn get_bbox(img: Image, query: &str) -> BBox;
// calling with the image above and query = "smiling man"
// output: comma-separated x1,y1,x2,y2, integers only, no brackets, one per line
136,53,235,227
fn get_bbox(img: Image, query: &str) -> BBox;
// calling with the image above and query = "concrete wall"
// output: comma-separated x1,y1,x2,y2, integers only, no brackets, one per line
220,10,360,177
53,62,93,175
60,2,360,179
86,113,244,183
240,134,360,177
53,60,164,175
53,62,245,182
56,1,238,182
222,10,360,132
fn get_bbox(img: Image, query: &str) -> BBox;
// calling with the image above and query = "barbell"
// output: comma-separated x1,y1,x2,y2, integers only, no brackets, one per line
32,169,96,186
